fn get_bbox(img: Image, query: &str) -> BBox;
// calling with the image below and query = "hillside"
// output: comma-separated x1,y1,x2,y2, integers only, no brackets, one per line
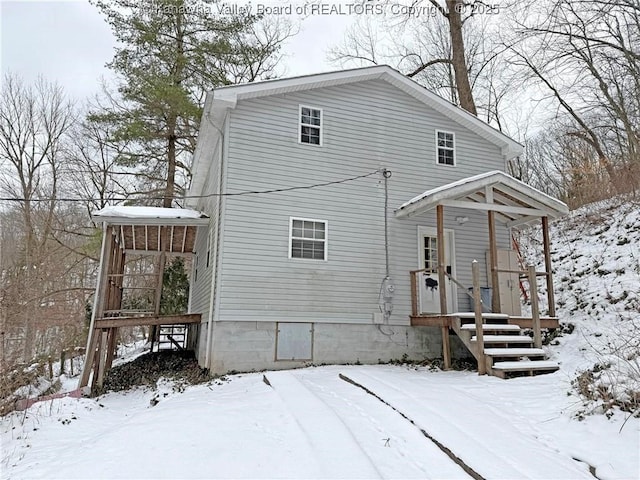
521,195,640,414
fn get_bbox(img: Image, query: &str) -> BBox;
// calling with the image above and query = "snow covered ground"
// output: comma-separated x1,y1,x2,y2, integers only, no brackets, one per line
1,364,638,479
521,196,640,412
2,198,640,479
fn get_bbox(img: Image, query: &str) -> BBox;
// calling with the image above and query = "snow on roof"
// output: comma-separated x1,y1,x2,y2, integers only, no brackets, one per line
92,206,209,224
396,170,569,223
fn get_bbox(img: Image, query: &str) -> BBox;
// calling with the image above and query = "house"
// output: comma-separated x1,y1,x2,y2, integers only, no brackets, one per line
79,66,569,391
186,65,568,377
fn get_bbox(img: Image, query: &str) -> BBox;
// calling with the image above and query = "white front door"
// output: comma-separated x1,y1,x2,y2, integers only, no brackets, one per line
418,227,456,314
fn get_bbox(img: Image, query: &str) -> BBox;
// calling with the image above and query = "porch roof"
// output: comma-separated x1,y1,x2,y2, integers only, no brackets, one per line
395,171,569,228
91,206,209,254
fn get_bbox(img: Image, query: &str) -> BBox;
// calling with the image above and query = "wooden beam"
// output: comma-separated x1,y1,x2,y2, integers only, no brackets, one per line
436,205,450,370
472,260,486,375
96,330,108,390
487,210,501,313
440,199,546,217
95,313,202,329
436,205,447,316
528,265,542,348
508,316,559,329
79,226,114,388
105,327,118,371
506,216,540,228
409,315,452,327
441,326,451,370
485,185,494,203
542,216,556,317
410,271,418,317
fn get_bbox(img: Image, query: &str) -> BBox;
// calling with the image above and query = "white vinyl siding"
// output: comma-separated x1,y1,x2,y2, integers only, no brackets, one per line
436,130,455,165
289,217,327,260
215,79,510,324
299,105,322,145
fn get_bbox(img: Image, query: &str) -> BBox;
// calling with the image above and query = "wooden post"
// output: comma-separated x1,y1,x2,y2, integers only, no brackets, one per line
541,216,556,317
105,327,118,371
436,205,447,315
487,210,501,313
79,225,114,388
472,260,486,375
410,271,418,316
96,330,108,390
150,252,167,351
436,205,451,370
528,265,542,348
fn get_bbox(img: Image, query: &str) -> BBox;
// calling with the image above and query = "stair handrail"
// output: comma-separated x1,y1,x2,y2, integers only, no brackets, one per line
409,267,490,315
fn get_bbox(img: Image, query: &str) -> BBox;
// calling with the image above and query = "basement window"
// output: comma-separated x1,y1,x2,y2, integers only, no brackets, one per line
436,130,455,166
289,217,327,260
299,106,322,145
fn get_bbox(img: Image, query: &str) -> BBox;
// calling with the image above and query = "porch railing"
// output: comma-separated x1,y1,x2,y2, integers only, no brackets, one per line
409,261,547,348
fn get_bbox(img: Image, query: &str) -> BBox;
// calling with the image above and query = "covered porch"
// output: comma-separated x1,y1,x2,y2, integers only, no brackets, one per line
78,207,209,393
396,171,569,376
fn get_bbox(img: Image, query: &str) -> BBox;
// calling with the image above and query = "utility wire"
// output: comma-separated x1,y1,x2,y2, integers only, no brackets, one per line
0,169,384,203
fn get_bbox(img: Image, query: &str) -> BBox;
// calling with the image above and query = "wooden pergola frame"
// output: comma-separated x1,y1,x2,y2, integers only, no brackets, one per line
78,208,209,394
397,171,569,369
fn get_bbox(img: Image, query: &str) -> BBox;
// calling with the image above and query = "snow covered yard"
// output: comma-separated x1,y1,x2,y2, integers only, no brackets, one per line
1,364,638,479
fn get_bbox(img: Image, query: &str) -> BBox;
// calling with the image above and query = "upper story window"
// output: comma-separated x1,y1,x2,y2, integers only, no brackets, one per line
436,130,455,166
300,106,322,146
289,217,327,260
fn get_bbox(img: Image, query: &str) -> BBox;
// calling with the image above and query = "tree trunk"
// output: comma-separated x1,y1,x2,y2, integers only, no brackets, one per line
164,126,176,208
446,0,478,115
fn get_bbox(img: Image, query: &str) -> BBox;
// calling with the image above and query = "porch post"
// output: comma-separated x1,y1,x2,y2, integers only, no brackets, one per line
542,216,556,317
79,224,114,389
436,204,451,369
487,210,501,313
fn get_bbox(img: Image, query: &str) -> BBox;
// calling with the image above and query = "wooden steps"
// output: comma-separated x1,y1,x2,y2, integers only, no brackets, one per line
460,324,520,332
471,335,533,344
484,348,545,357
450,313,559,379
491,360,560,379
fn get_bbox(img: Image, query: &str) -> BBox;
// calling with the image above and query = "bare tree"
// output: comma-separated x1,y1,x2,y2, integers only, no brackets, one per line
329,1,514,116
0,73,82,363
507,0,640,197
0,74,75,260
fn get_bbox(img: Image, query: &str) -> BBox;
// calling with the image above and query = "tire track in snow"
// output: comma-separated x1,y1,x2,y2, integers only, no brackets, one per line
263,370,384,479
290,370,470,479
342,369,593,479
338,373,484,480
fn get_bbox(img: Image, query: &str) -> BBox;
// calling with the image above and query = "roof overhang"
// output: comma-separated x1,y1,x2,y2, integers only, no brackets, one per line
92,207,209,254
395,171,569,228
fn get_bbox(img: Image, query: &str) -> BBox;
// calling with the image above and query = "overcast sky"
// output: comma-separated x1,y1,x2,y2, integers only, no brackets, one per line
1,0,355,101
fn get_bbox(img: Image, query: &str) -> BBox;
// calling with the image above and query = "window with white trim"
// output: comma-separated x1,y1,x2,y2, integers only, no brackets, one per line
436,130,455,165
300,106,322,145
290,218,327,260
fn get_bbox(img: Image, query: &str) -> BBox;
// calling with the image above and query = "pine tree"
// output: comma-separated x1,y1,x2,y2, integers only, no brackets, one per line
90,0,292,206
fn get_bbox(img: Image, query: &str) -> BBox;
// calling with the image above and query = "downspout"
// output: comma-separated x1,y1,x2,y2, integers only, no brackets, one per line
204,106,227,370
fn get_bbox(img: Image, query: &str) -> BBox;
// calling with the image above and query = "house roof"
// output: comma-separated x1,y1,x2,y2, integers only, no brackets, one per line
92,206,209,224
395,171,569,228
92,206,209,254
189,66,524,200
